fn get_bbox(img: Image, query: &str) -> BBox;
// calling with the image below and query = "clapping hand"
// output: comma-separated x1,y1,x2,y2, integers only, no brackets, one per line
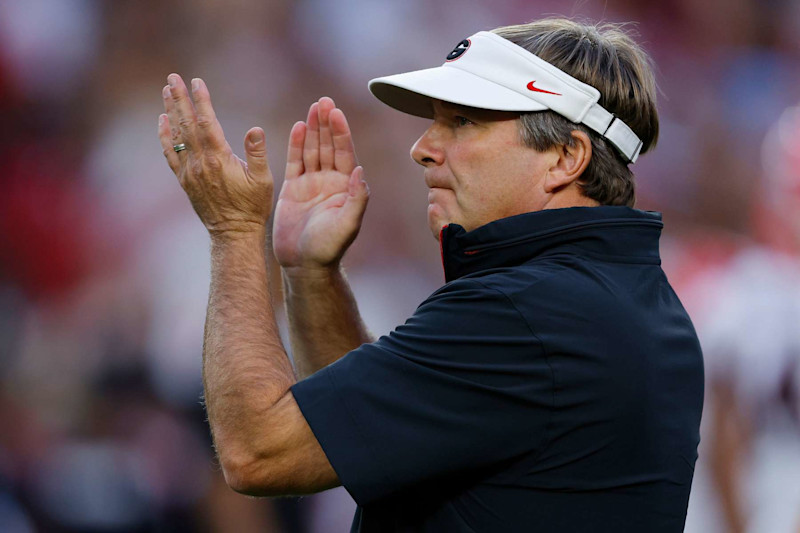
158,74,274,236
272,97,369,271
158,75,368,265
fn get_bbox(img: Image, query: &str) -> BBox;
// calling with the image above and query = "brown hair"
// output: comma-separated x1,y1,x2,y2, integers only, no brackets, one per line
492,18,659,207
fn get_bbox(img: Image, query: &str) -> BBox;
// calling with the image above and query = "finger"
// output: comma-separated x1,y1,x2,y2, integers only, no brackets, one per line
167,73,198,149
342,165,369,222
244,127,270,181
285,121,306,180
330,108,357,174
162,84,185,147
158,113,181,175
318,97,335,170
190,78,227,151
303,102,320,172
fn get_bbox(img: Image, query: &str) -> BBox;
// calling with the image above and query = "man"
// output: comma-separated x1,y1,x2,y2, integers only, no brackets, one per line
157,18,703,532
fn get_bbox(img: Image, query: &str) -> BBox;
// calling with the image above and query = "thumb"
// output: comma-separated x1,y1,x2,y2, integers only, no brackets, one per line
244,127,269,179
343,166,369,219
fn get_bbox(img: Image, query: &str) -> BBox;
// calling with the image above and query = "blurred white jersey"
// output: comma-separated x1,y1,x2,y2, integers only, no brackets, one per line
691,246,800,533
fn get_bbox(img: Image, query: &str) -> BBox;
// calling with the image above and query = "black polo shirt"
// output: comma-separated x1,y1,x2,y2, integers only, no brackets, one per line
291,206,704,532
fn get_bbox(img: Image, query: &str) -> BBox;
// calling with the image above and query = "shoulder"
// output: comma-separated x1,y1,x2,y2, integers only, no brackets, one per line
416,265,565,333
458,259,573,295
365,276,548,377
451,257,589,311
403,276,538,339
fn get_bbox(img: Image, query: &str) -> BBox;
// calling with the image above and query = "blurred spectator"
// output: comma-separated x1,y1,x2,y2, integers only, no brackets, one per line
682,104,800,533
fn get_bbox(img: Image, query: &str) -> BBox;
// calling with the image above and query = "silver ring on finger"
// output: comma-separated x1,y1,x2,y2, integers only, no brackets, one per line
173,143,187,153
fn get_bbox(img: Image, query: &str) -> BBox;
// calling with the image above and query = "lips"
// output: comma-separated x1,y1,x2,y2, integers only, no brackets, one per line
427,187,452,206
427,185,451,204
424,174,450,190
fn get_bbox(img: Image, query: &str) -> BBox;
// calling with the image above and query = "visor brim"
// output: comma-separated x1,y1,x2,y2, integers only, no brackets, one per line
369,66,549,119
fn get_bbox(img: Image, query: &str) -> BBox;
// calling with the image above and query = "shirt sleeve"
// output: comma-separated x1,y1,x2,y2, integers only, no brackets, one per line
290,278,554,505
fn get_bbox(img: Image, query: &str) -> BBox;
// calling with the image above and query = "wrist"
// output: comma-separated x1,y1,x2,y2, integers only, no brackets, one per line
209,223,267,243
281,264,343,283
210,228,267,259
281,265,349,301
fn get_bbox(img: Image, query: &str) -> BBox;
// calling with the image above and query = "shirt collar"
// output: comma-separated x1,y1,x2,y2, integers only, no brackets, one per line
439,206,664,282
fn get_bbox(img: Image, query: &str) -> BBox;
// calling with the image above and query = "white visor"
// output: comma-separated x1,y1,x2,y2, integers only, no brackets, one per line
369,31,644,164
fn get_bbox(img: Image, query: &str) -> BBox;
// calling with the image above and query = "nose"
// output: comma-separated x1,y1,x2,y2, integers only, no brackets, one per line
410,123,444,167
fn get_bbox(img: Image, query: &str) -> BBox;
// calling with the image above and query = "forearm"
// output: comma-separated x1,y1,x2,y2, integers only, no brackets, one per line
159,75,344,495
282,266,373,378
203,229,296,466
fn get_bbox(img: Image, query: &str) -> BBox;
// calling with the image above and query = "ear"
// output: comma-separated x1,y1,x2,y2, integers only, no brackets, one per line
543,130,592,194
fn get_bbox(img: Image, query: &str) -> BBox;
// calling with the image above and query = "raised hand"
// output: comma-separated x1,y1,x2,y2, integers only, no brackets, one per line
272,97,369,270
158,73,273,236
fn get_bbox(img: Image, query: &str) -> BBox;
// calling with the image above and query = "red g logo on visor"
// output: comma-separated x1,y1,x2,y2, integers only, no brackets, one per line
446,39,471,61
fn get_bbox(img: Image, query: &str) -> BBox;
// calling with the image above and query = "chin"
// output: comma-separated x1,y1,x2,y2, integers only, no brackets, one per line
429,220,445,241
427,208,450,241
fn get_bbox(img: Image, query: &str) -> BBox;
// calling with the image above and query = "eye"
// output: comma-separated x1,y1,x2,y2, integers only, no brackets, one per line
455,115,474,127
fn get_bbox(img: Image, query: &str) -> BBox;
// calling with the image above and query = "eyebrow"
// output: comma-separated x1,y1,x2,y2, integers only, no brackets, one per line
434,101,520,122
436,101,478,114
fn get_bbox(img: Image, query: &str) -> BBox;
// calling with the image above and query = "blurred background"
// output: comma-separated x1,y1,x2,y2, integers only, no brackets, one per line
0,0,799,531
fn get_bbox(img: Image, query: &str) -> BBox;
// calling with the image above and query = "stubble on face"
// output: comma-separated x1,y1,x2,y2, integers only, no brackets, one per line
415,102,553,240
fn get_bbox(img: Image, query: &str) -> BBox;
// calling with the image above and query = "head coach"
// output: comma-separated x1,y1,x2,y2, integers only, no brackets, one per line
157,17,704,533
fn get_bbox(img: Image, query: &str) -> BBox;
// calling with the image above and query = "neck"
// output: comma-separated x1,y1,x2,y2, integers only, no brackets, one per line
541,188,601,210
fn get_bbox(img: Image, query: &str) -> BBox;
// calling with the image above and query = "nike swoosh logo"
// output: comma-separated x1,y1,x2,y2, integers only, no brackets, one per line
526,81,561,95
